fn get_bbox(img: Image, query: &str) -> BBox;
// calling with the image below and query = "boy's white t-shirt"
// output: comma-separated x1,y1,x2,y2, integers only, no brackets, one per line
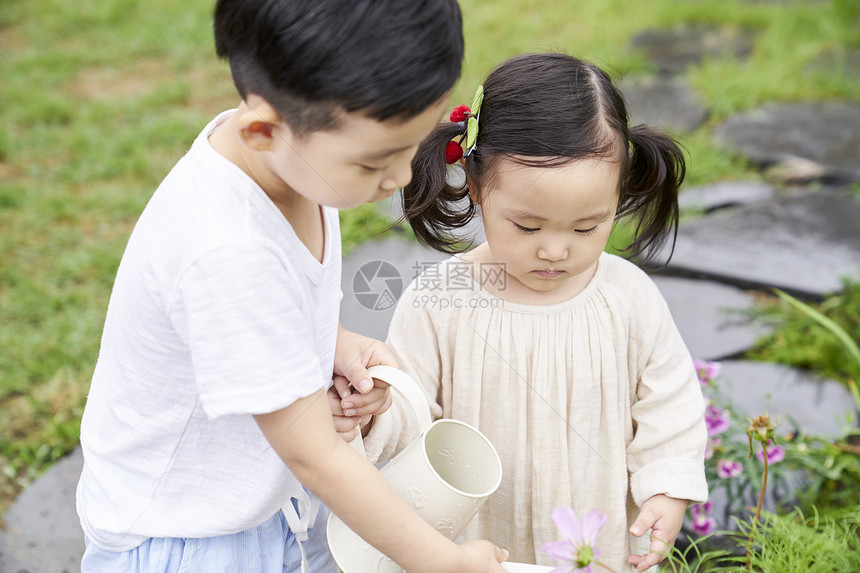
76,111,342,551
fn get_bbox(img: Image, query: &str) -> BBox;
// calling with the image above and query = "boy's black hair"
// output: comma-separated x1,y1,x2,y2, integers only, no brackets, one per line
214,0,463,135
405,52,685,264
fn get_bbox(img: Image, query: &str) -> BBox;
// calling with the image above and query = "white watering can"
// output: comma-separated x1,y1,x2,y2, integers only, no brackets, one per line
326,365,552,573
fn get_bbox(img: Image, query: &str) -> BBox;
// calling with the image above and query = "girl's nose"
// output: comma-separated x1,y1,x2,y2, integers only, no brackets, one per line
537,244,568,262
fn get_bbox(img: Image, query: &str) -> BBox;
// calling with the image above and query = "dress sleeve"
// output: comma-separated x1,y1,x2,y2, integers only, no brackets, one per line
170,242,325,418
362,277,445,465
626,274,709,507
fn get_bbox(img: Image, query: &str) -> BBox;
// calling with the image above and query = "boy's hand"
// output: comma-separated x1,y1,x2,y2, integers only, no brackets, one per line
453,540,510,573
628,494,688,571
329,324,397,441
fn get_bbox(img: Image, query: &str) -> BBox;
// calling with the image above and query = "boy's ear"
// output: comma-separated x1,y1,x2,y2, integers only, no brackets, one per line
236,95,290,151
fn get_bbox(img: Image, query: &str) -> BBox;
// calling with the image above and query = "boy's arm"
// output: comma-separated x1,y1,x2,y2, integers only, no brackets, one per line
254,388,508,573
329,324,397,441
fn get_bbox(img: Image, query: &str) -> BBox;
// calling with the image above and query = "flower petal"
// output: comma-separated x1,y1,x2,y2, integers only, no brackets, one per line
551,506,584,544
541,540,575,562
579,508,608,544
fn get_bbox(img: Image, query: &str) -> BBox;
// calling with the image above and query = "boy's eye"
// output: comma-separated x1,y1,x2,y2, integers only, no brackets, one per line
512,222,539,234
359,164,382,173
575,226,599,236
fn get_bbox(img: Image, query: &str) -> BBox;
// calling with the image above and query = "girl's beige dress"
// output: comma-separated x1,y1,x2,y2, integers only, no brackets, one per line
364,252,708,571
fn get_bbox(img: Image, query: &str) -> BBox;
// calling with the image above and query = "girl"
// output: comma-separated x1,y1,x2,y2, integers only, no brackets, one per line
359,53,708,572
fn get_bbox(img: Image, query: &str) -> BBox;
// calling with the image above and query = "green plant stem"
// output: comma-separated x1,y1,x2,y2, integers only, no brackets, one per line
746,443,769,570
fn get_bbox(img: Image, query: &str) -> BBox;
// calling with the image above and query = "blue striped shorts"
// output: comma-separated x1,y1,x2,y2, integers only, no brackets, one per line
80,505,338,573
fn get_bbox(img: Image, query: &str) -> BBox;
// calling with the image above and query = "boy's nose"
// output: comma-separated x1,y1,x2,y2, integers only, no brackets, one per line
380,158,413,191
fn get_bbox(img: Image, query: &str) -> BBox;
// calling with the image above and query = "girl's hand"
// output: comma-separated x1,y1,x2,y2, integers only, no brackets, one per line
329,324,397,441
627,494,688,571
328,374,390,441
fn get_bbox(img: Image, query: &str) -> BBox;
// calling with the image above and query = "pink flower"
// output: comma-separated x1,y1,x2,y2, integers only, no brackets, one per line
716,459,743,478
694,359,721,386
705,404,730,436
756,441,785,464
689,501,717,536
704,436,721,461
541,507,607,573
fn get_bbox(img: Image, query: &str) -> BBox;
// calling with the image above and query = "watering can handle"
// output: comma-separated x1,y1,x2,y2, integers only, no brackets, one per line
346,365,433,457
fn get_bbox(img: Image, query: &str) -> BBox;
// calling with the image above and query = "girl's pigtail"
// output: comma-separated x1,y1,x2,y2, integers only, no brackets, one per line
402,122,476,253
618,124,686,265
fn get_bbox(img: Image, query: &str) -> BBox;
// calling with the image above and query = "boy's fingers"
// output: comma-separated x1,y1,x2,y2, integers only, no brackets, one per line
327,386,346,415
335,425,359,443
331,375,352,399
338,360,374,394
332,413,356,430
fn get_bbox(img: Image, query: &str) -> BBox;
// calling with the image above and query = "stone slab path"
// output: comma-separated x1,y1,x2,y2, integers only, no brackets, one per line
654,189,860,297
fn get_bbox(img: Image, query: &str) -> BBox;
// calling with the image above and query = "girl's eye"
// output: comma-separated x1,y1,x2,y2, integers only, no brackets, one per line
359,164,383,173
575,226,599,236
512,222,539,234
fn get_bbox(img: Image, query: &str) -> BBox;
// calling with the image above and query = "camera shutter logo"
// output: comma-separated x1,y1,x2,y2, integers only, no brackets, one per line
353,261,403,310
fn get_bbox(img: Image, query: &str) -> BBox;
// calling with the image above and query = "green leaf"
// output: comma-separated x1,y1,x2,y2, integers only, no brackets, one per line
775,289,860,370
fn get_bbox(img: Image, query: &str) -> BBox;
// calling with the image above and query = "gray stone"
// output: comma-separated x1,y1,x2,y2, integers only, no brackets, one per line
715,360,857,439
713,101,860,182
654,190,860,297
651,275,772,360
632,24,753,75
340,237,448,341
764,155,832,185
806,48,860,79
618,75,707,133
0,447,84,573
679,180,776,212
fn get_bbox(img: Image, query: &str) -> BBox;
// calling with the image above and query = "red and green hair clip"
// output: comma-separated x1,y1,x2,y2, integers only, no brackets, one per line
445,85,484,164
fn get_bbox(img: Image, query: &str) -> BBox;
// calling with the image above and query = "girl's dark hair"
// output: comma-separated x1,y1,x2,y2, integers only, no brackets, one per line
404,52,685,263
214,0,463,135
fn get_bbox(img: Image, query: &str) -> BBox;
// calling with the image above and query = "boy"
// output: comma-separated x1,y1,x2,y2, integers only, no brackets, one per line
76,1,509,571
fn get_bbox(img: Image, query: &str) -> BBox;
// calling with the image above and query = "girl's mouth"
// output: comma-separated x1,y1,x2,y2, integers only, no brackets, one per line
534,269,563,279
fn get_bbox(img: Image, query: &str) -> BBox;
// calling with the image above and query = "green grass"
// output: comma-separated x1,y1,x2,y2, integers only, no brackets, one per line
667,508,860,572
746,281,860,386
1,0,858,515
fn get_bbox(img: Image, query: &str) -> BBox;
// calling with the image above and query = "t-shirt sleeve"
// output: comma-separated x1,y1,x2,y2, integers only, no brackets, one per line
626,272,709,506
170,242,326,418
362,277,444,465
